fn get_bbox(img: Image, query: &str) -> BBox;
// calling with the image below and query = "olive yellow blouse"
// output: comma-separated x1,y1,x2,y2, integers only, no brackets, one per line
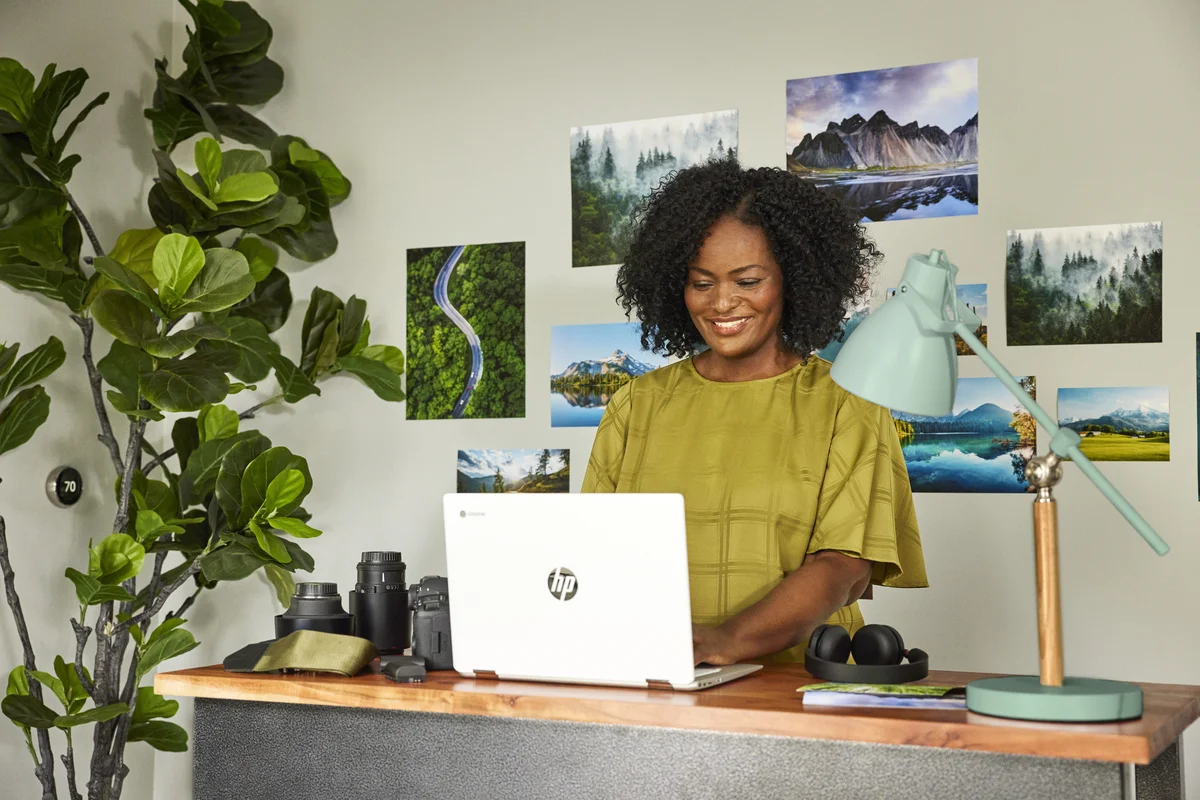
581,356,928,662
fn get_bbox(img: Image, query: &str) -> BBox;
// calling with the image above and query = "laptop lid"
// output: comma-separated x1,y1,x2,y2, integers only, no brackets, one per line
442,493,695,686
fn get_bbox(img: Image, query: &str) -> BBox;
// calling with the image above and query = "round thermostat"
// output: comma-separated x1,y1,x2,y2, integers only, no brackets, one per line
46,466,83,508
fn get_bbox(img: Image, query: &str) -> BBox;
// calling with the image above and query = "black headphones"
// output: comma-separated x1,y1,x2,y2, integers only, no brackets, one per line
804,623,929,684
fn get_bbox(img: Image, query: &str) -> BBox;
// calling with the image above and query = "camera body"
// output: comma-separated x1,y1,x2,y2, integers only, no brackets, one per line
409,576,452,671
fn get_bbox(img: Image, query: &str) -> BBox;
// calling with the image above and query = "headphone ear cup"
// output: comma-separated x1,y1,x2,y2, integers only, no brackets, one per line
851,624,905,666
809,624,851,664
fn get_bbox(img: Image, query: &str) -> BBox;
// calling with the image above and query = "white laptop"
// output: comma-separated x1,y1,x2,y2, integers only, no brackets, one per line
442,493,762,691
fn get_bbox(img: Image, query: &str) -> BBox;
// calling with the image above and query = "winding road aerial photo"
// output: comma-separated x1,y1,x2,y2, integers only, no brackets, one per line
406,242,526,420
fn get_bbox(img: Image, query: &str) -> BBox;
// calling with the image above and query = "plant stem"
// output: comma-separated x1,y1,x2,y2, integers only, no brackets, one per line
142,395,282,475
62,730,82,800
66,191,104,258
166,585,203,621
113,561,202,634
112,418,148,534
70,618,95,698
0,516,60,800
70,315,125,475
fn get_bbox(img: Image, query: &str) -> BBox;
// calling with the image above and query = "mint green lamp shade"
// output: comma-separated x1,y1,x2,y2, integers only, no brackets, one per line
828,248,1168,723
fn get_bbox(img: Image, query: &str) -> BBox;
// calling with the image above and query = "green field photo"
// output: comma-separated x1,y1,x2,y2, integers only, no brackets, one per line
1058,386,1169,463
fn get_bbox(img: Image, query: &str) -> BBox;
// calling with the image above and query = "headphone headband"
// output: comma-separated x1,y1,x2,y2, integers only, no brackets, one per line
804,647,929,684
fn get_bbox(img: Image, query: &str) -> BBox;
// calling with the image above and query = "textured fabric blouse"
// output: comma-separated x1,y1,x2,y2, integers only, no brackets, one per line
581,356,928,663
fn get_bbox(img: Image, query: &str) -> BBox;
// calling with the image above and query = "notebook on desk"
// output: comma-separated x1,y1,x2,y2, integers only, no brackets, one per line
442,493,762,691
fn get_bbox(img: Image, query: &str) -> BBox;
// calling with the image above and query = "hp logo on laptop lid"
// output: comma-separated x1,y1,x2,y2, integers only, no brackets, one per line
547,567,578,601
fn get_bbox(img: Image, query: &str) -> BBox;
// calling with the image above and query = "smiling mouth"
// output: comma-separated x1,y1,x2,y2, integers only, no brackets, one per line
708,318,751,336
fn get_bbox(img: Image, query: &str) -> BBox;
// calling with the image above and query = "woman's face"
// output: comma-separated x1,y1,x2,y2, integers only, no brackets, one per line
684,216,786,361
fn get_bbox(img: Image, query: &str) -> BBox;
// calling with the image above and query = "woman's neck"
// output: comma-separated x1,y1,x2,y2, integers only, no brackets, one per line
693,341,802,382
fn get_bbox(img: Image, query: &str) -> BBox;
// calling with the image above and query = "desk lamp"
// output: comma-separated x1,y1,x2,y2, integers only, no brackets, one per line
829,249,1169,723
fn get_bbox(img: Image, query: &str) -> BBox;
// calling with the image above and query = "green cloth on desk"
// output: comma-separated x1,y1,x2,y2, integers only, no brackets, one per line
581,356,928,663
228,630,378,676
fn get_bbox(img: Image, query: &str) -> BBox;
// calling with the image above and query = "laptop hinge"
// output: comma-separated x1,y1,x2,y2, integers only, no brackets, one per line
646,679,673,690
474,670,499,680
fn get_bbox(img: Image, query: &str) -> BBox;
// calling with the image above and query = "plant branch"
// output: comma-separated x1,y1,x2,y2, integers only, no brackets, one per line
62,731,83,800
113,561,202,634
143,395,282,475
112,417,148,534
166,584,203,621
70,618,95,697
0,516,60,800
70,315,125,475
66,191,104,258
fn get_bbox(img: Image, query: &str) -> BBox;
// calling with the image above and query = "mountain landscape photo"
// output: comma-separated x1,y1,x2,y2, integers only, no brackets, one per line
1057,386,1169,461
550,323,674,427
1006,222,1163,346
786,58,978,222
892,376,1037,493
571,109,738,267
457,449,570,494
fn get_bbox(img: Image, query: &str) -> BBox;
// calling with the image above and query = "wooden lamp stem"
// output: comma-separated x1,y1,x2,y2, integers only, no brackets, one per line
1033,495,1064,687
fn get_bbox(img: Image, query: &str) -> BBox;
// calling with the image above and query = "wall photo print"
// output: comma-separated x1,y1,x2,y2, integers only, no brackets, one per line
1057,386,1169,462
893,376,1037,493
571,110,739,268
888,283,987,355
457,449,570,493
786,58,978,222
406,243,526,420
1006,222,1162,346
551,322,675,427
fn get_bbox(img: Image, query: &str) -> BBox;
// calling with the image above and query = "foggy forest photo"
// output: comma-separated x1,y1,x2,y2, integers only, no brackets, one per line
570,110,738,267
1006,222,1162,346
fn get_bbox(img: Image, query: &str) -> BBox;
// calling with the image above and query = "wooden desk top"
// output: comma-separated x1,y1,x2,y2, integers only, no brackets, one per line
156,664,1200,765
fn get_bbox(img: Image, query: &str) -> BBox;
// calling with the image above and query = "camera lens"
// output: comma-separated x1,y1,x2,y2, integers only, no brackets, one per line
349,551,410,654
275,582,355,638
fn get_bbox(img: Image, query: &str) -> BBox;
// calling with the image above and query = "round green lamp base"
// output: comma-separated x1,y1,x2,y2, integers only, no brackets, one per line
966,676,1143,722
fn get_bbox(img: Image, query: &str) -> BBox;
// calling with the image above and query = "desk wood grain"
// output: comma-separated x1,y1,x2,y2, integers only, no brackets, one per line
156,664,1200,765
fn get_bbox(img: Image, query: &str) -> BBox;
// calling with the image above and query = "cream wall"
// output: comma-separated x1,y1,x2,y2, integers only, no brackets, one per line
1,2,1198,799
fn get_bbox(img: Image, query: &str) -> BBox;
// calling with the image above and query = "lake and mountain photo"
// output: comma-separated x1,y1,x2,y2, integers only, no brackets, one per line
406,243,526,420
786,58,978,222
550,322,674,427
1057,386,1169,462
1006,222,1162,346
457,449,570,493
571,110,738,267
893,376,1037,493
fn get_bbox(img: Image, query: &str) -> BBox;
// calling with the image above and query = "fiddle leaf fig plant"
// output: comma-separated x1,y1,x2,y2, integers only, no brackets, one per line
0,2,404,799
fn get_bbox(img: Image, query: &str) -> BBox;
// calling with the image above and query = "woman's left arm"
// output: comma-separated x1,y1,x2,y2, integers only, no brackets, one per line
692,550,871,665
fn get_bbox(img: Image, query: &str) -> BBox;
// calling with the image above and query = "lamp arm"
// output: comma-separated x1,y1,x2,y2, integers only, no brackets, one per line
954,322,1169,557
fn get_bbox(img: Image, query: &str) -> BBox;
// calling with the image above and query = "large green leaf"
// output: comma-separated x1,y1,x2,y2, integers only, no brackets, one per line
217,149,267,182
176,169,217,211
0,385,50,456
266,515,320,539
299,286,342,375
108,228,166,286
134,508,183,545
54,702,128,728
53,656,87,715
98,341,152,403
198,402,239,443
263,562,293,607
336,355,405,402
248,518,289,563
140,351,233,412
359,344,405,375
89,533,145,585
0,59,35,123
174,247,255,314
2,694,58,729
172,416,201,472
26,669,66,710
25,67,86,159
0,264,81,304
0,136,63,227
194,137,222,193
209,57,283,105
92,290,157,347
153,233,207,309
128,720,188,752
135,627,199,682
336,295,366,356
64,567,137,607
92,257,167,317
234,235,276,280
180,429,269,504
270,353,318,404
261,469,304,516
282,137,351,207
141,323,230,358
229,266,290,332
0,343,17,377
198,541,266,581
239,446,311,526
48,90,107,164
211,171,277,205
0,336,64,400
265,167,336,261
197,315,278,382
206,104,276,149
132,687,178,725
143,98,207,152
213,430,271,524
106,391,165,421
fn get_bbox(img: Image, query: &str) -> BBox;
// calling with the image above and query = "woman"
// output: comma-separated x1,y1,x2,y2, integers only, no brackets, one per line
581,159,927,666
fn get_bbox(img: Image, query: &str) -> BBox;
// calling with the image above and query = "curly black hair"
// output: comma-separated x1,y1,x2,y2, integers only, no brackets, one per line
615,158,881,359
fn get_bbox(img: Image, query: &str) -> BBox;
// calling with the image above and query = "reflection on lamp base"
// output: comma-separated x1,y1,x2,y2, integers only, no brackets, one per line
966,675,1143,722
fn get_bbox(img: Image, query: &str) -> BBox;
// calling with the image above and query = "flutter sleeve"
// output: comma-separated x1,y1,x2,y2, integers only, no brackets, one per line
806,392,928,588
581,383,633,494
